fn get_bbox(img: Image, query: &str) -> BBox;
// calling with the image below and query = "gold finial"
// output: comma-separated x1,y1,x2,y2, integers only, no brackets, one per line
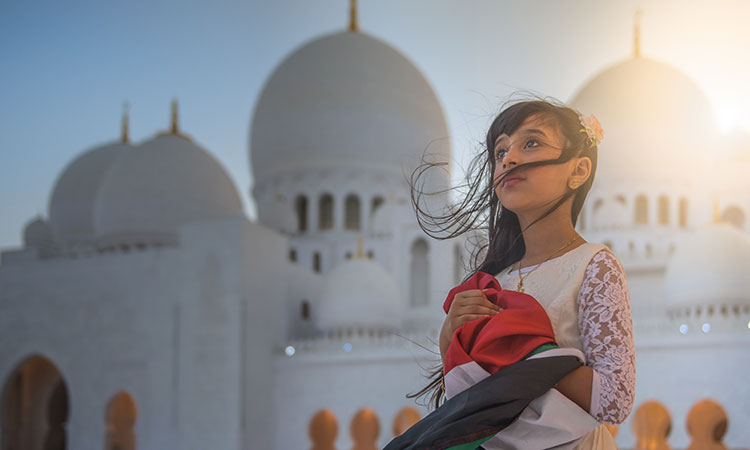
349,0,359,32
121,102,130,143
634,8,642,58
356,236,364,258
170,99,179,134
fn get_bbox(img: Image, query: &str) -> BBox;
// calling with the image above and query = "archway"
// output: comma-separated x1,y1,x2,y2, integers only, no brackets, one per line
104,391,137,450
1,354,69,450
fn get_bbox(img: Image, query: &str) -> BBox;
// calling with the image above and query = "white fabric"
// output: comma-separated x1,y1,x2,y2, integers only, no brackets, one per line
482,388,600,450
444,348,599,450
495,242,636,426
576,249,637,424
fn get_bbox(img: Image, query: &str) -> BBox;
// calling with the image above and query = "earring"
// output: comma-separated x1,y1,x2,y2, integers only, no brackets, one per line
569,181,579,189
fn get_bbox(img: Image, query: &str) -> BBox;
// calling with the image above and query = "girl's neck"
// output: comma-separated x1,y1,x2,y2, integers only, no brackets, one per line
516,207,586,268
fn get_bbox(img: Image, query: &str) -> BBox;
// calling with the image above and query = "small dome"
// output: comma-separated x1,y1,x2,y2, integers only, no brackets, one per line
250,30,451,188
317,257,402,331
591,197,630,230
664,222,750,308
23,215,55,248
93,134,243,248
48,141,131,245
570,57,718,185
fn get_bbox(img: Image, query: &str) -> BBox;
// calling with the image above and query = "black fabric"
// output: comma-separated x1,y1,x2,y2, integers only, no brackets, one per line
383,355,584,450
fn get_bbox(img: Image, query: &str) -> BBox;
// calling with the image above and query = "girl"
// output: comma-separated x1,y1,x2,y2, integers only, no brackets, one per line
407,99,636,449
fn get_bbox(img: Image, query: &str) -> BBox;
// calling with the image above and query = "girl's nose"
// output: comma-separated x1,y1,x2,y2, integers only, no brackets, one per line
502,158,517,171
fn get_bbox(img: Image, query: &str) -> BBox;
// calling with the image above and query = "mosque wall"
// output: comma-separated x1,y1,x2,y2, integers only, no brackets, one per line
273,351,438,450
0,247,179,448
622,341,750,448
0,215,295,450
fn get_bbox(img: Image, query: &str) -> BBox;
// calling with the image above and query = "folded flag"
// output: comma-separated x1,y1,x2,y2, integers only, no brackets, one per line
442,271,558,397
383,272,601,450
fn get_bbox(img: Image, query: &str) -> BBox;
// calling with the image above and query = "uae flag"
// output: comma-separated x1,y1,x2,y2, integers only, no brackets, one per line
383,272,600,450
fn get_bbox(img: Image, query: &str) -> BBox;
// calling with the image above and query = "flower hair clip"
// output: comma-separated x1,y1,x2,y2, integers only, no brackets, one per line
578,114,604,147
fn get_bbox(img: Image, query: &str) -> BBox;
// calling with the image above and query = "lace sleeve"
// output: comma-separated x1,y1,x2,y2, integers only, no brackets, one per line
576,249,636,424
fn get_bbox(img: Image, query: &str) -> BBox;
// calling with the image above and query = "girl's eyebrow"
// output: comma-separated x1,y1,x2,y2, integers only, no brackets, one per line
494,128,548,147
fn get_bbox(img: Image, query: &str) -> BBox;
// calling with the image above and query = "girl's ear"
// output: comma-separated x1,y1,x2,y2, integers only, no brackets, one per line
568,156,592,187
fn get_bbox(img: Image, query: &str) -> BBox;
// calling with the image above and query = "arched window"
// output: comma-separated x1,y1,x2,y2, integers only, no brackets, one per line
635,195,648,225
318,193,334,231
371,196,384,215
313,251,321,273
300,300,310,320
295,195,308,232
345,194,361,230
721,205,745,229
105,391,138,450
2,355,69,450
410,238,429,307
289,248,297,262
679,197,689,228
658,195,669,225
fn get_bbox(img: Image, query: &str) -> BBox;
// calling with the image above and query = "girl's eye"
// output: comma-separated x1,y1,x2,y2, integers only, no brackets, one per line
495,149,506,160
524,139,539,149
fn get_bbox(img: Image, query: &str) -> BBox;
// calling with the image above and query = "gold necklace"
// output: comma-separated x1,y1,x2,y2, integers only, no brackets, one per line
515,235,579,293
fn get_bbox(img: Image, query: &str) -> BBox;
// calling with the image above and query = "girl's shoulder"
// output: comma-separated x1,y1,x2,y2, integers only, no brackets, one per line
581,244,628,286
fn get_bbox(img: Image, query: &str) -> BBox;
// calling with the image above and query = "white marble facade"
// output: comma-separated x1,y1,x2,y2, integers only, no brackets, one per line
1,21,750,450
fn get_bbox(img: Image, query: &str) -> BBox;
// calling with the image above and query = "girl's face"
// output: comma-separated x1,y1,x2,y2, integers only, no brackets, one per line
493,114,577,215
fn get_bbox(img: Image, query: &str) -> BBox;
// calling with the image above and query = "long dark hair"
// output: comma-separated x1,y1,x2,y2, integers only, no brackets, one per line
405,97,599,410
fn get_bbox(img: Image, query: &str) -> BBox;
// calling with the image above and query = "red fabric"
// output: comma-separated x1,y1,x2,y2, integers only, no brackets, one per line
442,271,557,375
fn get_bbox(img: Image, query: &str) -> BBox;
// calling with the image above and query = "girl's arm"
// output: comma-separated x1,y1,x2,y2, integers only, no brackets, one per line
558,248,636,424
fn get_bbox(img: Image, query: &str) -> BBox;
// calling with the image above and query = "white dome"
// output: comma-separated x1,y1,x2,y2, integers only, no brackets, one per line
23,216,55,248
93,134,243,248
317,257,402,331
250,30,451,187
591,197,630,230
48,140,131,244
664,222,750,308
570,57,718,185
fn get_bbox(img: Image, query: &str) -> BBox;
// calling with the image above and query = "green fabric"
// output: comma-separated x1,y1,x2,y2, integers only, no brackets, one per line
444,434,494,450
523,341,559,359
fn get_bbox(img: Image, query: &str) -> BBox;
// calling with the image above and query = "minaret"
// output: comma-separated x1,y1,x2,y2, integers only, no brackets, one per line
633,8,642,58
121,102,130,143
349,0,359,32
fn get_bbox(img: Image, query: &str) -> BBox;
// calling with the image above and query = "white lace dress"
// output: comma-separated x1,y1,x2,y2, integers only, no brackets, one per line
494,242,636,449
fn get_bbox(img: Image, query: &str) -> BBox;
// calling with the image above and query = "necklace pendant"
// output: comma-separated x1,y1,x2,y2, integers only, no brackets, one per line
518,287,525,293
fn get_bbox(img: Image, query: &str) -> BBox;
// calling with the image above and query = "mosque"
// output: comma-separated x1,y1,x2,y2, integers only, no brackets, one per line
1,4,748,450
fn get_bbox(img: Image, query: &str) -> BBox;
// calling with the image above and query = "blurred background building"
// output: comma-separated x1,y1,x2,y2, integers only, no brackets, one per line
1,2,748,449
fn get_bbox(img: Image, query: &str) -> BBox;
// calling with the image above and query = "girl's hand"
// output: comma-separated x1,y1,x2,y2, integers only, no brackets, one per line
439,289,502,362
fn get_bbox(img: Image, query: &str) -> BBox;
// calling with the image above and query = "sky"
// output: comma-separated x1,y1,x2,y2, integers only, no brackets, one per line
2,0,750,251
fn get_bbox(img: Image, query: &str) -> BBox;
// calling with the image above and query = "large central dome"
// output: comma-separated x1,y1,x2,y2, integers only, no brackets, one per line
249,30,451,186
570,56,719,185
